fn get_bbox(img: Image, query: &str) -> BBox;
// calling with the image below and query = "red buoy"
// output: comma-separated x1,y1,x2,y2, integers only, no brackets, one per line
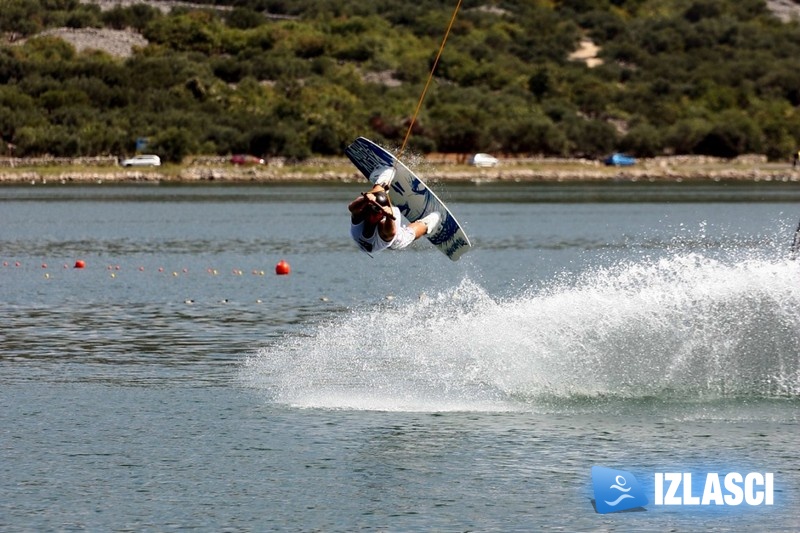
275,259,291,275
74,260,86,269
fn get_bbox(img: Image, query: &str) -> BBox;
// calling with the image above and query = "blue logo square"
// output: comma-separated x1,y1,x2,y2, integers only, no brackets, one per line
592,466,649,514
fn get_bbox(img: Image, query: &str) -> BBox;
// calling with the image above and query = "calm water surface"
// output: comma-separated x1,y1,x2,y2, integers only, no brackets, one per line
1,181,799,531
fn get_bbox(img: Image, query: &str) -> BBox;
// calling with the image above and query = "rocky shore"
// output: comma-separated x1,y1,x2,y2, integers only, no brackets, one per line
1,155,799,185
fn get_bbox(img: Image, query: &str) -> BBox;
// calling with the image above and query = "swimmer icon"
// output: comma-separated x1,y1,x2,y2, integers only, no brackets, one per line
591,466,649,514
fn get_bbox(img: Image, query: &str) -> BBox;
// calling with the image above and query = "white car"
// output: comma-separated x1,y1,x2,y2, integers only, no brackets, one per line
120,154,161,167
469,153,499,167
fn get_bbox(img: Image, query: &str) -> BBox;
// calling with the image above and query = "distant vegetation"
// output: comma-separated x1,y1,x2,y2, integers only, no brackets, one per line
1,0,800,162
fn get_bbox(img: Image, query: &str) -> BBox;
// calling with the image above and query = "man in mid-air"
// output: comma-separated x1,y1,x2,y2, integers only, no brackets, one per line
348,167,440,255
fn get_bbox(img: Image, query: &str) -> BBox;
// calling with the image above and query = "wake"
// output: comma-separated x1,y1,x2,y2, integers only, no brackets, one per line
241,253,800,411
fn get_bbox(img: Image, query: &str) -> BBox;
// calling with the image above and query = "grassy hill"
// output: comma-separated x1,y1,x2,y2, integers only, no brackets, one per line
2,0,800,162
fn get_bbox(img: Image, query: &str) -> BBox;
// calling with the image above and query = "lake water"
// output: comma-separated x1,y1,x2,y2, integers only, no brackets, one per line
1,181,799,531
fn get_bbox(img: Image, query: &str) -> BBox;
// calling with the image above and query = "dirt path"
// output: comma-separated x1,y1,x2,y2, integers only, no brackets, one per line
36,27,147,57
78,0,232,14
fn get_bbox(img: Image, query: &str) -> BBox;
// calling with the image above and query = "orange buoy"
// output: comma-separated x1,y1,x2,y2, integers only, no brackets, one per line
275,259,291,275
74,260,86,269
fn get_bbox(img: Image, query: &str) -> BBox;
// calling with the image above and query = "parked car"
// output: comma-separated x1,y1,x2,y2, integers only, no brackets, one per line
469,153,499,167
120,154,161,167
230,154,265,165
604,153,636,166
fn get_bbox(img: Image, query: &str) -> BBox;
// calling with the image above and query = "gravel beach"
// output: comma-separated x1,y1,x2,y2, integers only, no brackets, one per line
1,154,799,184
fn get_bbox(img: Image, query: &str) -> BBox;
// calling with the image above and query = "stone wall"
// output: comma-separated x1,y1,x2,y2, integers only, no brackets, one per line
0,156,119,168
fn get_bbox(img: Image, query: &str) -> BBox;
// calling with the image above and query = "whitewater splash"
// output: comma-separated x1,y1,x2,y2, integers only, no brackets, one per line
242,253,800,411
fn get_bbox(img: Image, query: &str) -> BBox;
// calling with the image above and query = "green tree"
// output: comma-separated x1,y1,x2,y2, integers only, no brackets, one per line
564,116,618,157
694,110,763,158
143,12,223,54
151,126,198,163
1,0,800,160
428,101,488,153
0,0,45,36
620,121,663,157
664,118,713,155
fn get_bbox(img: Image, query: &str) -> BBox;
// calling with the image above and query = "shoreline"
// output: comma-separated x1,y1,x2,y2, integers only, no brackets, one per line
1,156,800,184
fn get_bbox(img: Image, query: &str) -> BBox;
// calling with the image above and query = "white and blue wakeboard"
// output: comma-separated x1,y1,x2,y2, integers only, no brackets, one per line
345,137,471,261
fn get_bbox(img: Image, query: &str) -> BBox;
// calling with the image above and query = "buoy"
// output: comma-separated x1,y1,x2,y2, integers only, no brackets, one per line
74,260,86,269
275,259,291,275
41,263,47,269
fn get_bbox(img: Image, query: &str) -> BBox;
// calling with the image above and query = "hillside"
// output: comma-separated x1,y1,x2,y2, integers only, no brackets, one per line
2,0,800,162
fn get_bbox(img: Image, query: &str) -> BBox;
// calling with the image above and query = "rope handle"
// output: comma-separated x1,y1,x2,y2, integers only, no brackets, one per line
361,192,396,220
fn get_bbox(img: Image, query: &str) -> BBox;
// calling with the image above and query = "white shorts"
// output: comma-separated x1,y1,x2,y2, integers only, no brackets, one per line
389,224,416,250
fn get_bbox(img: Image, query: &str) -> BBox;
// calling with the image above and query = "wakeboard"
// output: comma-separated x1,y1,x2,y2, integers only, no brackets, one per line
345,137,471,261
